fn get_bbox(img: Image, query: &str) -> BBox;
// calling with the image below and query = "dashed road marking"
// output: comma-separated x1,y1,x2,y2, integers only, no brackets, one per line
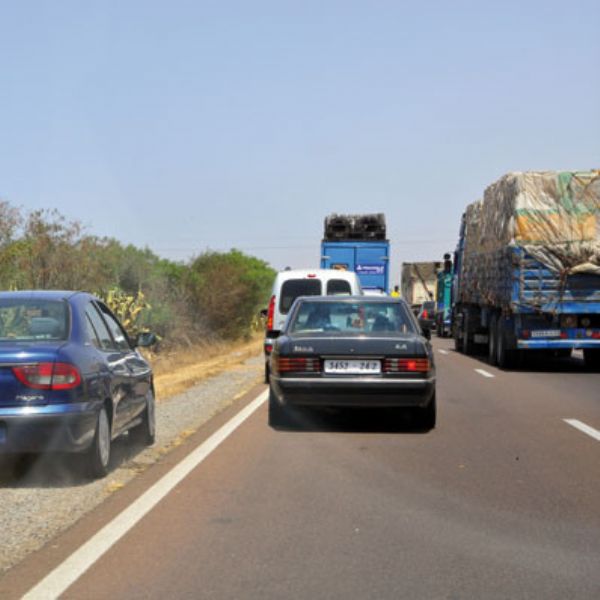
22,389,269,600
438,349,449,355
564,419,600,442
475,368,495,379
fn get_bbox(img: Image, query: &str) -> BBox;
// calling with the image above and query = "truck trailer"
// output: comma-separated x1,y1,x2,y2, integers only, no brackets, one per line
320,214,390,293
452,170,600,369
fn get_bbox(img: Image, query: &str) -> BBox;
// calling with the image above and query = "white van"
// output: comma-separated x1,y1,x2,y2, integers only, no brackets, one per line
263,269,362,381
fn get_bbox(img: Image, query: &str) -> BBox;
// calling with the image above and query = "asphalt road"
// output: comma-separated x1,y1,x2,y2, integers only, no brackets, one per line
3,338,599,599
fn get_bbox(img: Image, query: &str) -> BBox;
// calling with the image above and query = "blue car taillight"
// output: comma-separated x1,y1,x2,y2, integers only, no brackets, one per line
12,362,82,390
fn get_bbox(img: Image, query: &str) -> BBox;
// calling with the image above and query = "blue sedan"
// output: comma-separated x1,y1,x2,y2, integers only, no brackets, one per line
0,290,157,478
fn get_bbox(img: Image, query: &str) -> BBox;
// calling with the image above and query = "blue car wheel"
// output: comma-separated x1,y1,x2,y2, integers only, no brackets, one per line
87,406,111,478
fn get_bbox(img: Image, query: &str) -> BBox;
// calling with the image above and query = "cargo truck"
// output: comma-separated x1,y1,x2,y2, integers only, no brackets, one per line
452,170,600,369
320,213,390,293
435,254,453,337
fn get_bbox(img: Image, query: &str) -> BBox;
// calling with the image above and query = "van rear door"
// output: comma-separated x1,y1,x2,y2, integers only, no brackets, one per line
276,279,322,330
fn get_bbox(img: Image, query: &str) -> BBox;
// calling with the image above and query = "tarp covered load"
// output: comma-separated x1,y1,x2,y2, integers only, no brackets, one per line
468,170,600,275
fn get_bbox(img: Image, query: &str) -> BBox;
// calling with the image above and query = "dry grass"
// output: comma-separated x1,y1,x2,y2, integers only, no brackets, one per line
146,335,263,401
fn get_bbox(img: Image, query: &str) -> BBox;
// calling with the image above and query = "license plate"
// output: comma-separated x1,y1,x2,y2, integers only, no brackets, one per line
324,359,381,374
531,330,560,338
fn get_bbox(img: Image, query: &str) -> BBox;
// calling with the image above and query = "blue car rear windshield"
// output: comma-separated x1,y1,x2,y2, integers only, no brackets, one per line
289,301,415,335
0,299,69,342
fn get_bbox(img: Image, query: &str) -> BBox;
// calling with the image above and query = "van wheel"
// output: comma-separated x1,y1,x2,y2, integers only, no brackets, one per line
87,406,111,479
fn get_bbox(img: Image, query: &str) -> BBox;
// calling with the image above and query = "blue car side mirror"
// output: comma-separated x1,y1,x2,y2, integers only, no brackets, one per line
135,332,157,348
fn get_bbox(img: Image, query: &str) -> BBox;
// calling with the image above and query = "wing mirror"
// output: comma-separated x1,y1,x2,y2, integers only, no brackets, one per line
135,331,158,347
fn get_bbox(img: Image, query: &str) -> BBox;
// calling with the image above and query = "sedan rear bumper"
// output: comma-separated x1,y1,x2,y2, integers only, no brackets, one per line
0,403,99,453
271,375,435,408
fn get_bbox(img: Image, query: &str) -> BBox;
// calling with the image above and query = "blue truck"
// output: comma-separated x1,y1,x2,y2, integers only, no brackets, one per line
320,214,390,293
452,170,600,369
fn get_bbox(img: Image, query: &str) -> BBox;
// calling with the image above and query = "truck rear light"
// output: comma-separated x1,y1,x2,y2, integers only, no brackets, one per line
422,310,428,319
266,295,275,331
276,357,321,373
12,362,82,390
383,358,430,373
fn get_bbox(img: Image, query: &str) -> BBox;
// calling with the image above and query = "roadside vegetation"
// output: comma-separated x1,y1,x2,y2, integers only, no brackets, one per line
0,200,274,362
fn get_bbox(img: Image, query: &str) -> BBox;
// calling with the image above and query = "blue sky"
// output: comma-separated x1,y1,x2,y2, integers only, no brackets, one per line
1,1,598,284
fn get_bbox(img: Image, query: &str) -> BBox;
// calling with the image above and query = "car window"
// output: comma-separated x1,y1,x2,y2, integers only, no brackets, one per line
85,305,116,351
96,302,131,351
326,279,352,295
279,279,322,315
290,301,415,334
0,299,68,342
84,313,102,349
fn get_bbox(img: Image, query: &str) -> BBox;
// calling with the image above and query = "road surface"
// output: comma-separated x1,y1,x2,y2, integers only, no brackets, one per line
2,338,599,599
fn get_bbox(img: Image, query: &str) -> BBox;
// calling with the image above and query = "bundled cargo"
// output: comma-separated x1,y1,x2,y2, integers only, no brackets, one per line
453,170,600,369
467,171,600,274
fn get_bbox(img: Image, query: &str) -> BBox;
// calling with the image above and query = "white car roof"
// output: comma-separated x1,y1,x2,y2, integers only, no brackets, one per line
274,268,359,283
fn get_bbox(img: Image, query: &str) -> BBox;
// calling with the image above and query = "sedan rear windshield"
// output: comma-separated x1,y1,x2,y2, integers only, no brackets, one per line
279,279,322,314
0,299,69,342
289,301,415,335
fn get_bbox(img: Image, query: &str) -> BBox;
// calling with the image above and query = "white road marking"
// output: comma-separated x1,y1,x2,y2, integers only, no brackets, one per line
438,349,449,355
23,389,269,600
564,419,600,442
475,368,495,379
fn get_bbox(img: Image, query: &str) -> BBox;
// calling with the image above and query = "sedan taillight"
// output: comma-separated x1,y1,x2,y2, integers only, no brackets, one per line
383,358,430,373
12,362,82,390
276,357,321,373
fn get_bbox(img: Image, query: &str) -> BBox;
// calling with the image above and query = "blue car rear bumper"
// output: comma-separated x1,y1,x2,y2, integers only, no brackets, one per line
0,402,98,453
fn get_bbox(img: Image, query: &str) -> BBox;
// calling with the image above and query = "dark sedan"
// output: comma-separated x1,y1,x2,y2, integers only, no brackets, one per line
269,296,436,428
0,291,156,478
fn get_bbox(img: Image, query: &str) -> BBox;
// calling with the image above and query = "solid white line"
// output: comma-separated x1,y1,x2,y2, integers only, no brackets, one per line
23,389,269,600
438,349,449,355
564,419,600,442
474,368,495,379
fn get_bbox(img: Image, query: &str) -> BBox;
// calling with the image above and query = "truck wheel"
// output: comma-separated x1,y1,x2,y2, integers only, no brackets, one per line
463,311,474,355
583,349,600,371
488,314,498,366
453,320,463,352
496,318,515,369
